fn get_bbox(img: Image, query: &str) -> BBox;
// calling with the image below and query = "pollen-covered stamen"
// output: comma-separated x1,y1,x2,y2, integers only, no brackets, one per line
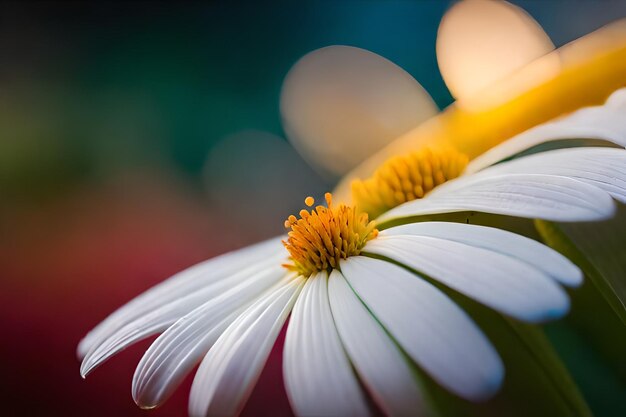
351,146,469,219
282,193,378,277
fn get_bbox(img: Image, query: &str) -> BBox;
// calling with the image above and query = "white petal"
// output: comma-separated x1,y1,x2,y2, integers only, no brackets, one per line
378,173,615,223
340,256,503,401
468,147,626,203
606,87,626,108
364,235,570,322
78,236,285,358
328,270,427,417
80,261,284,377
283,272,371,416
131,267,286,409
189,276,304,417
467,93,626,173
381,222,582,287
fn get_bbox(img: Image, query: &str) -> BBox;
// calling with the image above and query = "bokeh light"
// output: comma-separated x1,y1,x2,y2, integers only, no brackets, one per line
281,45,438,179
437,0,560,109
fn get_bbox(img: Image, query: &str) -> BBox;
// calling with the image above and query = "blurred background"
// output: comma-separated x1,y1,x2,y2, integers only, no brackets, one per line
1,1,625,416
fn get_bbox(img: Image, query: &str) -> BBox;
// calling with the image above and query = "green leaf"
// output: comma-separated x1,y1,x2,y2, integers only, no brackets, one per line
535,207,626,389
544,321,626,416
535,208,626,325
375,258,594,417
503,320,593,417
420,290,593,417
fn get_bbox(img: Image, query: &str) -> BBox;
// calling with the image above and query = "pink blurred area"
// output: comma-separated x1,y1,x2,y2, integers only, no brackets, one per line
0,170,294,416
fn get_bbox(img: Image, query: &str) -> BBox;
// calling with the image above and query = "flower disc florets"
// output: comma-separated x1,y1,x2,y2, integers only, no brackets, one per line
282,193,378,277
351,146,469,218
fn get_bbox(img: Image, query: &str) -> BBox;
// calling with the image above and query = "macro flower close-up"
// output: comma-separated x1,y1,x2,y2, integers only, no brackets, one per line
78,87,626,416
2,1,626,417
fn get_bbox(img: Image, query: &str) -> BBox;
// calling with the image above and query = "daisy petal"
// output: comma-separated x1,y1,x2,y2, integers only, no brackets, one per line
131,267,286,409
378,173,615,223
80,262,284,377
382,222,582,287
328,270,427,416
365,235,569,322
606,87,626,108
189,276,304,417
467,91,626,173
470,147,626,203
78,237,285,358
284,271,371,416
341,256,503,401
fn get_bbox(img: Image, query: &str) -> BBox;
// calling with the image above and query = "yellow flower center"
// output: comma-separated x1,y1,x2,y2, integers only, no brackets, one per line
282,193,378,277
282,147,467,276
351,147,469,219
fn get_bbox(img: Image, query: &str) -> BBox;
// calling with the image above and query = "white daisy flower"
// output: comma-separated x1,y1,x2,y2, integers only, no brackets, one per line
373,89,626,224
78,88,626,416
